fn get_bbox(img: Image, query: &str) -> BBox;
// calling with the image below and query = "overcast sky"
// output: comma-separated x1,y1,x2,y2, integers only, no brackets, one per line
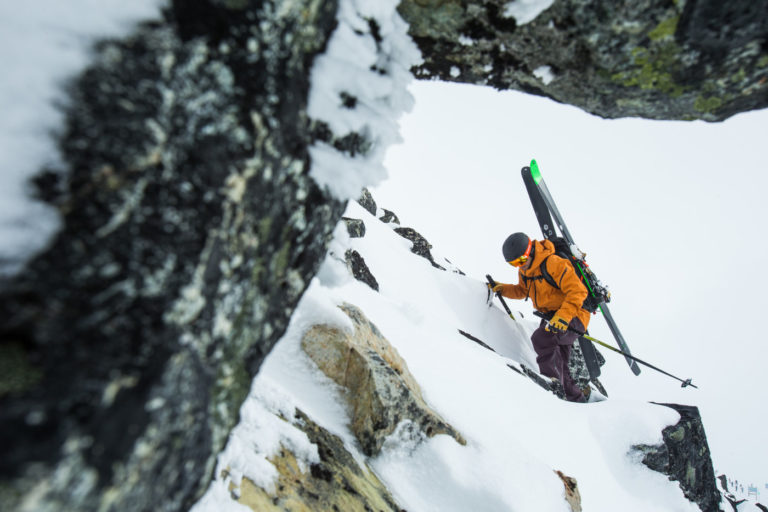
374,80,768,485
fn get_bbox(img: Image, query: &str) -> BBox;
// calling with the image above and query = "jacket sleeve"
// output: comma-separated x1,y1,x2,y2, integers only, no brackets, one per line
549,257,588,322
498,272,528,300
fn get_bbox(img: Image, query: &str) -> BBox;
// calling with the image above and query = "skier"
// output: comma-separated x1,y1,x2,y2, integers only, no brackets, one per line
491,232,591,402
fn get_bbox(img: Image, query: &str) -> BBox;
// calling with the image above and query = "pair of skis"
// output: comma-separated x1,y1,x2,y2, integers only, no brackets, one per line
522,160,641,376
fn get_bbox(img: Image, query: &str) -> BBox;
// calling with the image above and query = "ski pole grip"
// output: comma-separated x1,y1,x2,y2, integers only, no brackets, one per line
486,275,514,318
532,311,586,336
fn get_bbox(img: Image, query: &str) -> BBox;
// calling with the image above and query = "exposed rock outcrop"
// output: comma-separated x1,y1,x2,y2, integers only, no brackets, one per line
398,0,768,121
394,226,447,270
342,217,367,238
379,208,401,225
569,339,606,391
344,249,380,291
0,2,345,510
556,470,583,512
633,403,722,512
230,409,404,512
357,188,378,217
301,303,466,456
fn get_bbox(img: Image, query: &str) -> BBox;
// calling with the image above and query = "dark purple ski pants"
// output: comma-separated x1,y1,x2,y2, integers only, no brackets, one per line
531,317,586,402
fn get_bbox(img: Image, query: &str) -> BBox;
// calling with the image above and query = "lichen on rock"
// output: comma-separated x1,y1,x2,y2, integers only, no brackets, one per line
0,1,344,510
229,410,404,512
398,0,768,121
632,403,721,511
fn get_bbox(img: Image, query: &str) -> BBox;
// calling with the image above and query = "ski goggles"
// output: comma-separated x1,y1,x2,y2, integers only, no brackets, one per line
507,239,533,267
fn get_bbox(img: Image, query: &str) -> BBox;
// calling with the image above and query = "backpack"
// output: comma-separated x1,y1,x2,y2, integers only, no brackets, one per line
538,237,610,314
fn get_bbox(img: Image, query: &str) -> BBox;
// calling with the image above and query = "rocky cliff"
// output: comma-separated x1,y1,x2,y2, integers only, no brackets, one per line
0,2,345,510
398,0,768,121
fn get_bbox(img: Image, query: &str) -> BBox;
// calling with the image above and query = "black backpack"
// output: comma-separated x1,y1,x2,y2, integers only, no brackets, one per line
538,237,610,314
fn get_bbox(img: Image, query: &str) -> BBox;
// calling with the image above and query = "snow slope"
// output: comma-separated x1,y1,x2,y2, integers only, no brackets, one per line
194,198,713,512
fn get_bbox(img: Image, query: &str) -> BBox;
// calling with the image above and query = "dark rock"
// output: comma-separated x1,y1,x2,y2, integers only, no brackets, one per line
357,188,378,216
398,0,768,121
568,340,605,390
716,474,729,493
0,1,343,510
634,403,722,512
342,217,366,238
393,227,446,271
345,250,379,291
379,209,400,225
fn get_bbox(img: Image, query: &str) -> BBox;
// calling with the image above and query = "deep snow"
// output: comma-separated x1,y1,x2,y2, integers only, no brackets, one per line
193,199,711,512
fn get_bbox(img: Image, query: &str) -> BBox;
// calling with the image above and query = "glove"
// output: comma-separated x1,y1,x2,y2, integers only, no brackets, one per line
488,283,504,294
546,314,569,334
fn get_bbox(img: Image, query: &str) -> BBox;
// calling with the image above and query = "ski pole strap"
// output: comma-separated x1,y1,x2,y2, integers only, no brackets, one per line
532,311,697,389
486,275,515,321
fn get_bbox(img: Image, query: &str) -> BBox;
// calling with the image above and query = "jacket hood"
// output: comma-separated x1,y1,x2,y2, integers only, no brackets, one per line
520,239,554,277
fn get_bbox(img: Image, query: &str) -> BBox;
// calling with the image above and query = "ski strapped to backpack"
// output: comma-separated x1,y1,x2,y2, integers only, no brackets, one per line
537,238,610,314
522,159,641,375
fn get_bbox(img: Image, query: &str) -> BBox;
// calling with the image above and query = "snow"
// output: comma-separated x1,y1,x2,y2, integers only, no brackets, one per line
504,0,556,25
306,0,422,200
534,65,556,85
0,0,165,276
194,197,707,511
376,79,768,489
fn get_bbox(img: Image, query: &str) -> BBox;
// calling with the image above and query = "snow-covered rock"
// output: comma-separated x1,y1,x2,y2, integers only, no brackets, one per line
302,302,466,457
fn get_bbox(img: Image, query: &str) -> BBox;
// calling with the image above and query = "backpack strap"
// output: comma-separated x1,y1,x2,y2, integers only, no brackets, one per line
539,255,560,289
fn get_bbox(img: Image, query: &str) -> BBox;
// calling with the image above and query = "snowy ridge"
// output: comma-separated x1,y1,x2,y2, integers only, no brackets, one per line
193,197,719,512
307,0,422,199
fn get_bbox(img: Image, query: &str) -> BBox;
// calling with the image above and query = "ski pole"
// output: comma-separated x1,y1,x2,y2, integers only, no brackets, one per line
486,275,515,321
533,311,697,389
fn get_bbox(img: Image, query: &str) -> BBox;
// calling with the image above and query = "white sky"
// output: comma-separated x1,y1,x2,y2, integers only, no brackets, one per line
375,80,768,486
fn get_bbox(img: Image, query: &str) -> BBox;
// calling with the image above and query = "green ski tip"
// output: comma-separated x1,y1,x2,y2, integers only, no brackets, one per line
530,159,542,184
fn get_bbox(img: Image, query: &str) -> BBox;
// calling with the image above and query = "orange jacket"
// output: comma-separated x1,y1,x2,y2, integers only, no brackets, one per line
496,239,591,329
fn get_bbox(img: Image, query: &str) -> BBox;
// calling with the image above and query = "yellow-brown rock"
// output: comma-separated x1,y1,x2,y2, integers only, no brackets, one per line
302,303,465,456
232,410,403,512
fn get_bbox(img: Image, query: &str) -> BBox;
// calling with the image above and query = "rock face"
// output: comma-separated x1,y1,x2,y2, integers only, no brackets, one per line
398,0,768,121
556,470,583,512
0,2,343,511
231,409,404,512
394,227,447,270
345,249,380,292
633,403,722,512
301,303,466,456
568,340,606,391
342,217,367,238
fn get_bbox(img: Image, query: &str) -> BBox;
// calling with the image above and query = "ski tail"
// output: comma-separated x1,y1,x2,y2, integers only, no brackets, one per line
598,302,641,375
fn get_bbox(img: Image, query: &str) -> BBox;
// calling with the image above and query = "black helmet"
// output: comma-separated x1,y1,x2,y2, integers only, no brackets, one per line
502,232,531,262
